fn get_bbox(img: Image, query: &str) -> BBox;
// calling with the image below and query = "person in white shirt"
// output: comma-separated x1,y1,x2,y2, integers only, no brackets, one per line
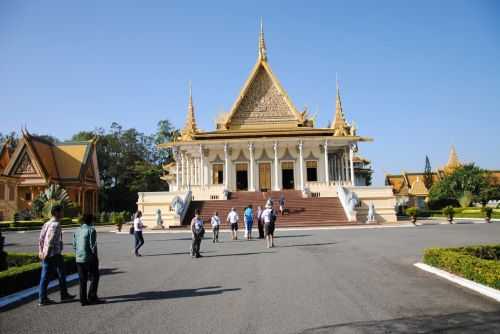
191,210,205,258
211,211,221,243
227,208,239,240
133,211,146,256
262,204,276,248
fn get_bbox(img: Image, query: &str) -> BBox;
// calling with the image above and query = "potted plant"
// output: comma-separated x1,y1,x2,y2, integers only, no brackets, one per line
405,207,418,225
483,207,493,224
111,212,123,232
442,205,455,224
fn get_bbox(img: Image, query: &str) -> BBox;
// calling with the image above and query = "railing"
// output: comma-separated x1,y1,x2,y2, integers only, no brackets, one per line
336,185,357,222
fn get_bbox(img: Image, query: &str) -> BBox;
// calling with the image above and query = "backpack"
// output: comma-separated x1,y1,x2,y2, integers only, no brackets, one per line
270,210,277,224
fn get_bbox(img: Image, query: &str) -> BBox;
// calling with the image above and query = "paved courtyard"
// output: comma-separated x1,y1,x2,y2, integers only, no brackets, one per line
1,223,500,333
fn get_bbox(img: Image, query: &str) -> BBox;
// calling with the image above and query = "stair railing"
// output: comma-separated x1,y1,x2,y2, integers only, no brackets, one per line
336,185,358,222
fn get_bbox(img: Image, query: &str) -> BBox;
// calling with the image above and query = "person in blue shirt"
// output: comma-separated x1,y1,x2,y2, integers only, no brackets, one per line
244,204,254,240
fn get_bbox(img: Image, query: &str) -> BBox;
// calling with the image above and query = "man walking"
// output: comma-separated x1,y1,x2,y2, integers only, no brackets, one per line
191,210,205,258
38,205,75,306
227,208,239,240
73,214,103,306
211,211,221,243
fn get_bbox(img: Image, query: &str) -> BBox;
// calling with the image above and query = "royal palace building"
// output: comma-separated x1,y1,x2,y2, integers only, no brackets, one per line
138,24,397,227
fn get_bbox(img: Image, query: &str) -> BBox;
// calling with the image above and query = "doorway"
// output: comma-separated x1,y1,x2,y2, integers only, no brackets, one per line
259,162,271,192
235,163,248,191
282,162,295,189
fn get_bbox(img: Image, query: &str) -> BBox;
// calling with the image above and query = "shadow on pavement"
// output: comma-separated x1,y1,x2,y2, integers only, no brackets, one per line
202,251,275,258
104,286,241,304
100,268,125,276
298,311,500,333
274,234,312,239
142,250,214,257
277,242,337,248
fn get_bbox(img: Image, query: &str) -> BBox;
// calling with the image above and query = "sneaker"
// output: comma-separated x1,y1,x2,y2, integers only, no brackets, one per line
61,293,76,301
38,298,57,306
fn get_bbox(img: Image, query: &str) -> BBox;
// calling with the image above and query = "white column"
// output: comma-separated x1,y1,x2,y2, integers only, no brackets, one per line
181,153,186,188
199,145,204,187
324,140,329,184
175,150,180,191
273,141,279,190
344,147,350,184
298,141,304,190
248,143,255,191
224,143,229,189
349,144,355,186
186,157,191,187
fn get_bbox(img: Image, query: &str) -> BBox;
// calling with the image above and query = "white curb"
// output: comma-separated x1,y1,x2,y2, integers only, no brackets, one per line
414,262,500,303
0,273,79,309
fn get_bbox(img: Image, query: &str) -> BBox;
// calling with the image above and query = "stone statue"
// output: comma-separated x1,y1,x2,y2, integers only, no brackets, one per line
367,202,376,223
346,190,358,214
156,209,164,229
171,196,184,217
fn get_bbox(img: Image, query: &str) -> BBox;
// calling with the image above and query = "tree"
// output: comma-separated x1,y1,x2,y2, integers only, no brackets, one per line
0,132,19,151
69,122,175,212
428,163,491,208
32,184,73,218
423,156,433,190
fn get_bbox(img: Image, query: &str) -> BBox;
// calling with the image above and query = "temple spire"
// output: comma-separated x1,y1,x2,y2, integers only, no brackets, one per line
444,145,461,174
180,81,198,141
258,18,267,61
331,76,350,136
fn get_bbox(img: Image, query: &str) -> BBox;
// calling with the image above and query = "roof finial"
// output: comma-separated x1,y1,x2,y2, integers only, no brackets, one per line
444,145,461,174
331,76,351,136
259,18,267,61
181,81,198,141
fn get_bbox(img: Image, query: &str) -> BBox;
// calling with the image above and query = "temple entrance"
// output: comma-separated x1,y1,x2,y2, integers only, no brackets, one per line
281,162,295,189
235,163,248,191
259,162,271,191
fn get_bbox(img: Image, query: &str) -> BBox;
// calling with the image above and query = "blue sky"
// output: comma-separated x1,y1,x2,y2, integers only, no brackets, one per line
1,0,499,185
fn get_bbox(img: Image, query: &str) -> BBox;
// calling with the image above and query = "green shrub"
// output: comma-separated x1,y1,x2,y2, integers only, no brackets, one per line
423,246,500,290
100,212,110,224
483,207,493,219
405,207,417,217
442,205,455,218
0,253,76,297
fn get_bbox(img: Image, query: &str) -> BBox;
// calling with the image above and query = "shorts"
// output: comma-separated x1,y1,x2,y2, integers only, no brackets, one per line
264,222,275,236
230,223,238,231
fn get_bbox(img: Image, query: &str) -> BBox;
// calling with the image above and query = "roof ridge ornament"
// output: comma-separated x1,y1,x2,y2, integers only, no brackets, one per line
180,81,198,141
331,76,352,136
258,18,267,62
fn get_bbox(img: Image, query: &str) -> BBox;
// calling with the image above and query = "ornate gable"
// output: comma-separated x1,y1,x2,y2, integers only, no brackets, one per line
227,64,301,129
14,151,39,177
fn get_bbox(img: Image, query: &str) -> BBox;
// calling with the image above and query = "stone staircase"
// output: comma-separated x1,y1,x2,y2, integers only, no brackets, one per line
180,190,355,228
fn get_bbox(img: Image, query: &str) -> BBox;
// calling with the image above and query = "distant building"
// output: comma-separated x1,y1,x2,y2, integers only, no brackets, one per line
385,146,500,211
0,130,100,220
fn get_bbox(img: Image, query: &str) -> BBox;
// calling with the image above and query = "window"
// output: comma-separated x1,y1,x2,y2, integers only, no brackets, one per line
306,160,318,182
212,164,224,185
8,185,15,201
24,191,32,201
0,183,4,200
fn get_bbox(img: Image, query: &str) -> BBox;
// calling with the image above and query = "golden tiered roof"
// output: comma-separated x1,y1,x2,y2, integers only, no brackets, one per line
162,22,370,147
331,81,353,136
179,83,198,141
443,145,461,175
2,130,99,185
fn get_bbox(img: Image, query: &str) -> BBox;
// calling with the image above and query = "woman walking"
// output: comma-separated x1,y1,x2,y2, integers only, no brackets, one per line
244,204,254,240
262,203,276,248
133,211,145,257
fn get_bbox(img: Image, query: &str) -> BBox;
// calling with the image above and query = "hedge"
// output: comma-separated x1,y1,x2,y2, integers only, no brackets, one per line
423,245,500,290
0,253,76,297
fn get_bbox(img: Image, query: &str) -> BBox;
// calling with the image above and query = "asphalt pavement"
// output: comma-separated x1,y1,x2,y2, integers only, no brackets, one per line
1,223,500,333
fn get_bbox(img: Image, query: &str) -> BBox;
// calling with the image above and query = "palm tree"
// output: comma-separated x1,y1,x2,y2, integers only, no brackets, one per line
32,184,73,218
